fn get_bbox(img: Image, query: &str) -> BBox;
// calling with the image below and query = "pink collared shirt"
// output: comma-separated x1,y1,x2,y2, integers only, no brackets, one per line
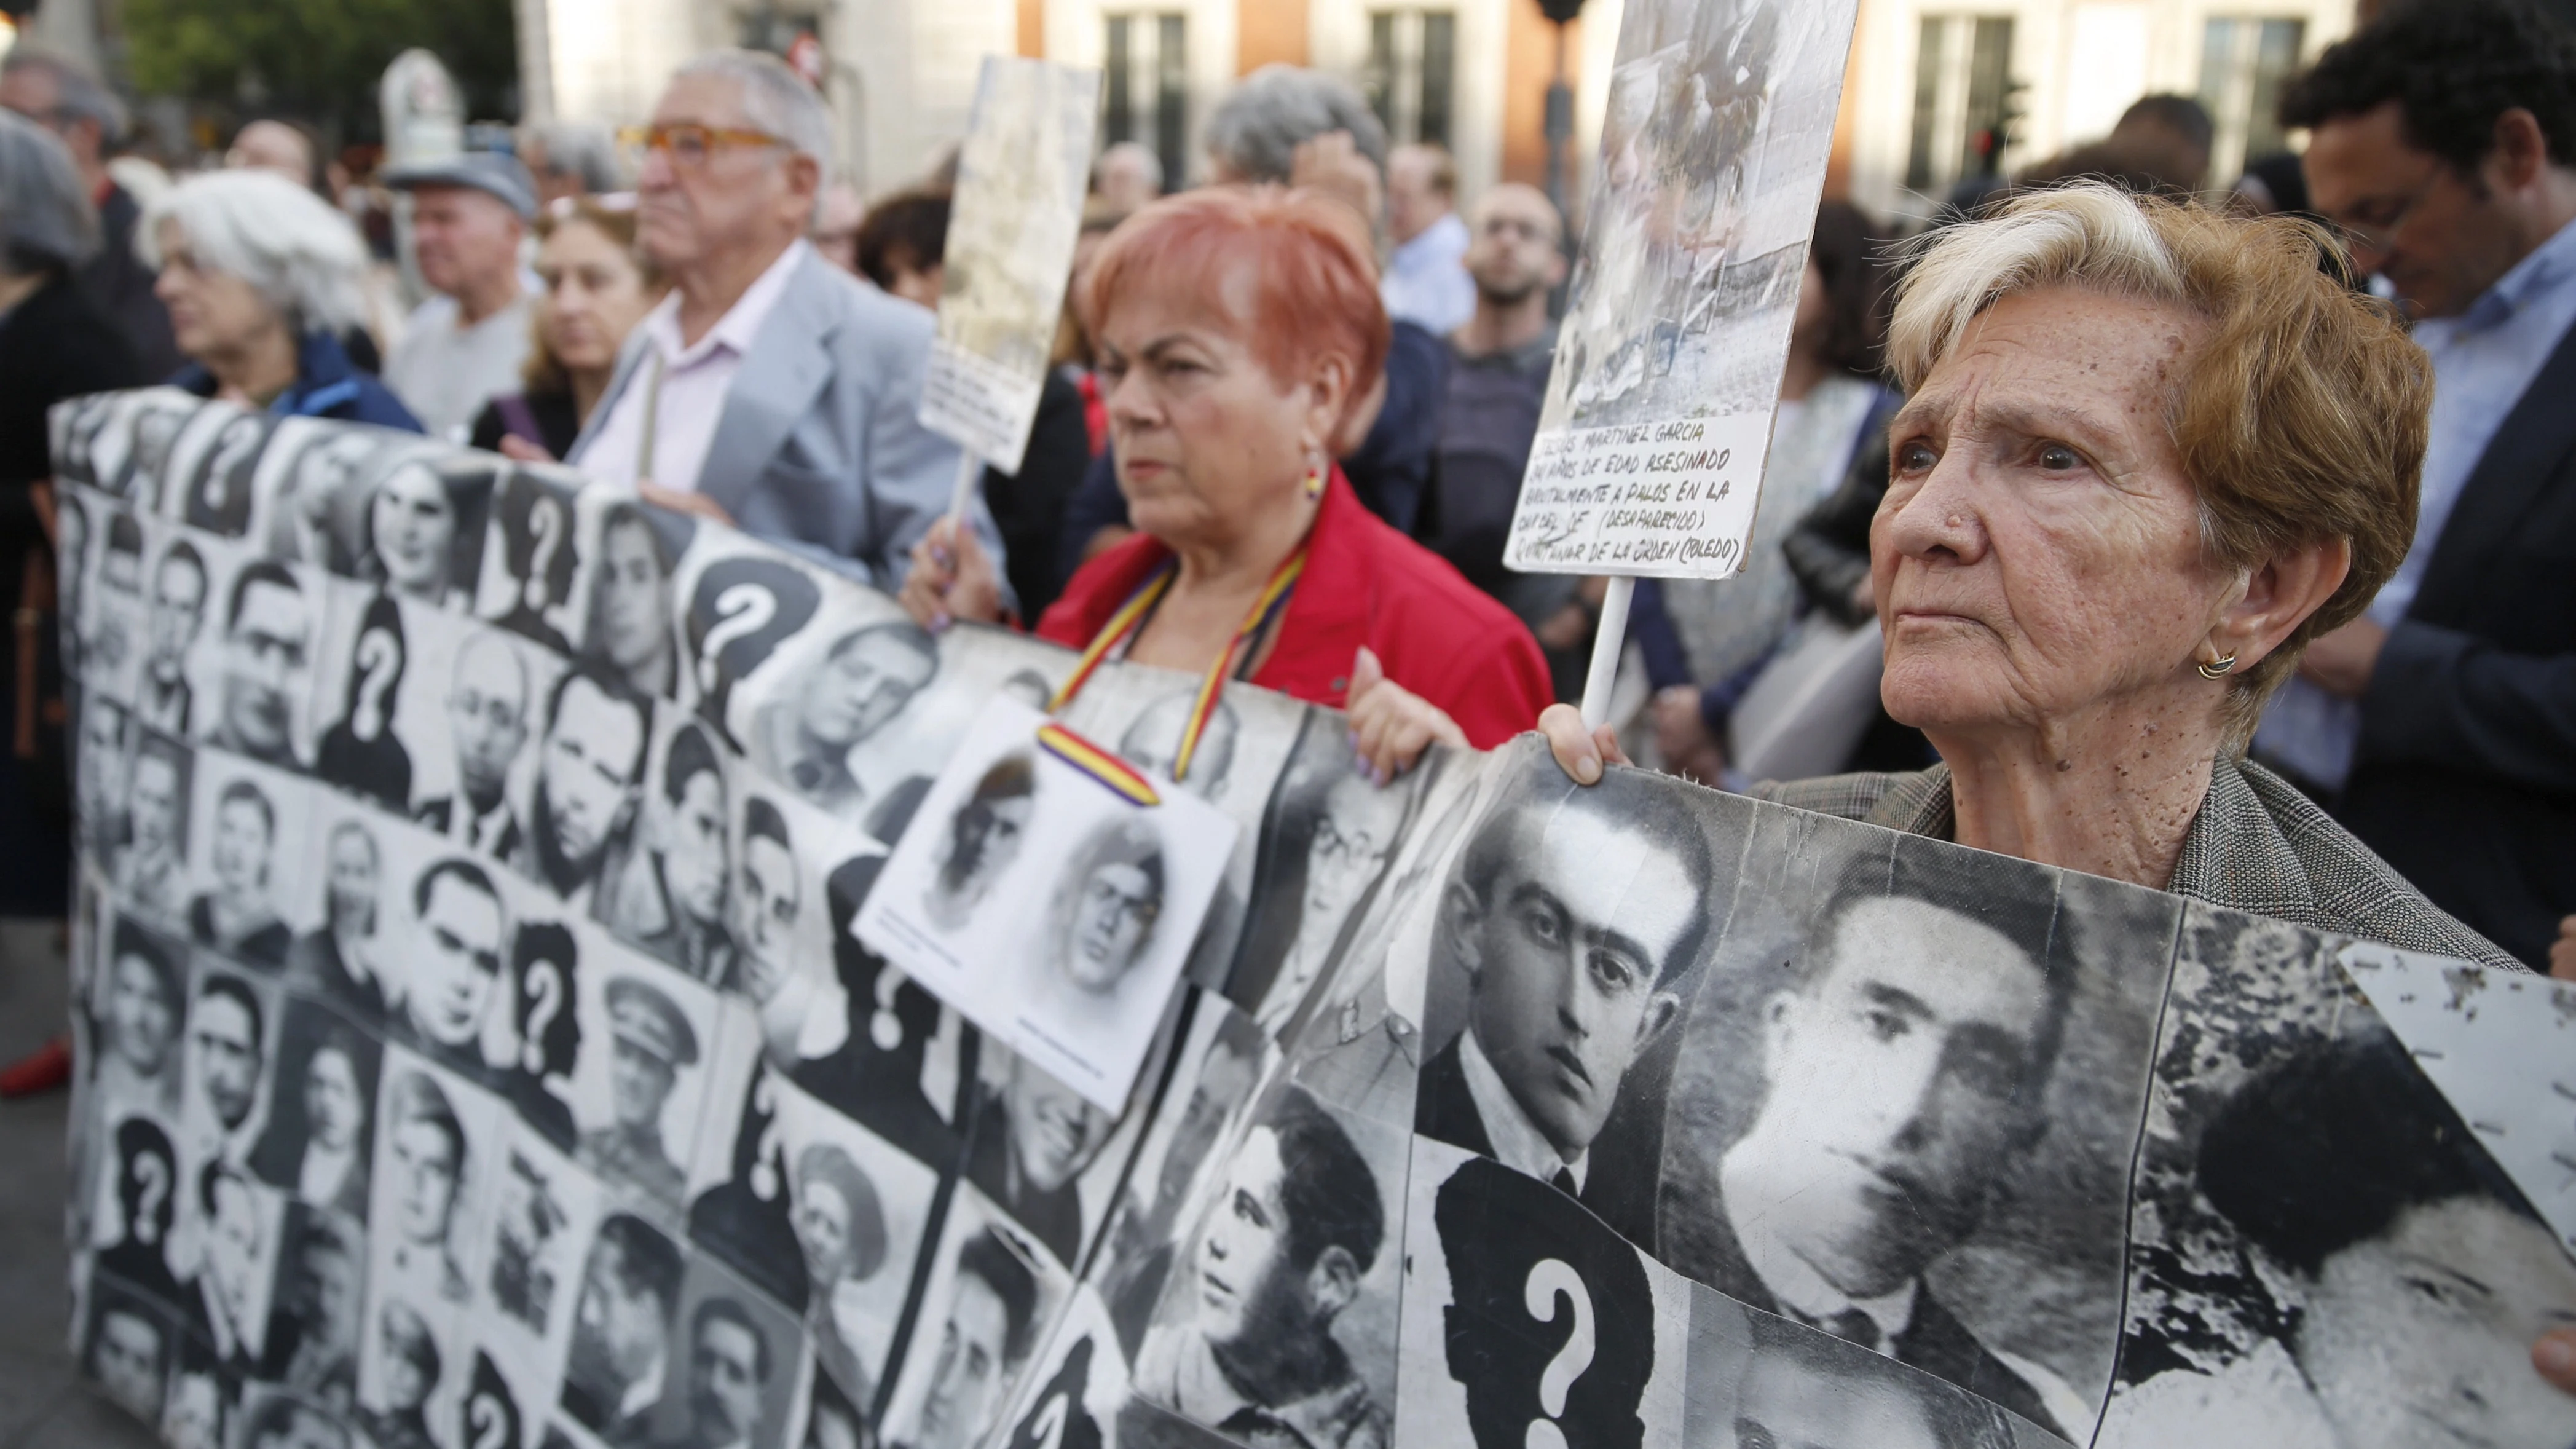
573,239,814,494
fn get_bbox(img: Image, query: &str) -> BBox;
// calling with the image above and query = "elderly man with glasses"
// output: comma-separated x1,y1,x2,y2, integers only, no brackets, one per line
569,50,1005,594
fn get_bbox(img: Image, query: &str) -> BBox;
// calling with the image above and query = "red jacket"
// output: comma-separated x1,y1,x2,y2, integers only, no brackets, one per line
1037,470,1552,748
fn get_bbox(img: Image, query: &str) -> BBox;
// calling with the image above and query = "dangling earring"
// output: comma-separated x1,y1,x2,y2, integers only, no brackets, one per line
2196,651,2239,680
1302,464,1327,499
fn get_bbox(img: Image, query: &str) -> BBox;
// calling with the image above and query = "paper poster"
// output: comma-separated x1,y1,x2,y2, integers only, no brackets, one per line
1505,0,1862,578
916,56,1103,473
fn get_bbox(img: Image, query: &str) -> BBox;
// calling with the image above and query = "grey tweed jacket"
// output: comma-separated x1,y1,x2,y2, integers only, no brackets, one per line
1758,754,2526,974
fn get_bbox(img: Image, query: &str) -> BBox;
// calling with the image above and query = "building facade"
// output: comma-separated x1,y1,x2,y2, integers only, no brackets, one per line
516,0,2361,223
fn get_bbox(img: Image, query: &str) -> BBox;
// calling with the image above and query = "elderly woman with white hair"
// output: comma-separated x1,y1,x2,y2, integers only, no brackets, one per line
141,170,419,430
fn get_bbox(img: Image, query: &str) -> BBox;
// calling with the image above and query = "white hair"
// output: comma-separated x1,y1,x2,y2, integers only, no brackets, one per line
1205,65,1387,183
674,49,834,175
1886,182,2186,392
138,170,371,338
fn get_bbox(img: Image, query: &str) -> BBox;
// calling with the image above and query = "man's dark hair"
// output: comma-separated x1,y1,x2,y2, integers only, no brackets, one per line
1454,768,1717,988
2118,93,2215,156
1803,837,2074,1107
216,778,275,839
105,510,144,559
595,1212,685,1319
2279,0,2576,176
226,559,302,631
742,796,790,855
197,1156,251,1218
1264,1086,1382,1276
853,188,951,291
955,1228,1039,1365
970,752,1037,808
663,722,722,807
691,1296,773,1383
158,539,207,594
412,856,501,921
1810,200,1887,376
1743,1311,2015,1449
109,917,180,1013
297,1212,354,1268
2197,1028,2539,1279
387,1070,464,1168
115,1117,177,1234
85,1288,167,1369
198,973,266,1053
546,663,651,783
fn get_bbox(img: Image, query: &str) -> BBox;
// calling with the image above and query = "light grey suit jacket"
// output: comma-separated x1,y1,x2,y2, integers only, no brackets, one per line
569,245,1007,592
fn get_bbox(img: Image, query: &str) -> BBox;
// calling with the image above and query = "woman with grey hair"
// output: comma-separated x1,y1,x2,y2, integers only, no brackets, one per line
0,109,144,917
142,170,419,430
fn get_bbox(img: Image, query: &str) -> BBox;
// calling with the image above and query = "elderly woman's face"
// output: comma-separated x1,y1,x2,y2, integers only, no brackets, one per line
1873,287,2223,740
1096,272,1330,549
152,224,287,362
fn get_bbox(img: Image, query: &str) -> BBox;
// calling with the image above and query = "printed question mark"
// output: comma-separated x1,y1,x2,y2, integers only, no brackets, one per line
467,1391,510,1449
133,1154,169,1246
1522,1258,1595,1449
352,627,400,741
696,583,776,696
523,496,563,613
749,1071,787,1201
871,964,908,1052
519,960,563,1075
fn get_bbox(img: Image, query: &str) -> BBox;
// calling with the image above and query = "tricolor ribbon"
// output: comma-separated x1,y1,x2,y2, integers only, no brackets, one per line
1046,543,1307,787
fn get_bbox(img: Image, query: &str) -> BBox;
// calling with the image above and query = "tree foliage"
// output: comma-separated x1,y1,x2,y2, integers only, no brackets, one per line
121,0,518,142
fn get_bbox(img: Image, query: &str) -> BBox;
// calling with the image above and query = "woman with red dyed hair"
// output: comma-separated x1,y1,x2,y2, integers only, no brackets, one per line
901,187,1550,775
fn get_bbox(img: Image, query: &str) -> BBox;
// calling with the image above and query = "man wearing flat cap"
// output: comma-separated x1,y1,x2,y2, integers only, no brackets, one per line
578,976,699,1202
791,1142,890,1405
381,151,538,440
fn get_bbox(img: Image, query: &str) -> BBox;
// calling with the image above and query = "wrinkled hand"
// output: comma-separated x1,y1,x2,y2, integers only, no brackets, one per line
640,482,733,527
900,515,1004,631
1539,702,1633,785
497,434,557,465
1652,685,1726,785
2297,617,2388,699
1290,130,1384,229
1345,646,1466,785
2550,916,2576,982
2537,1330,2576,1397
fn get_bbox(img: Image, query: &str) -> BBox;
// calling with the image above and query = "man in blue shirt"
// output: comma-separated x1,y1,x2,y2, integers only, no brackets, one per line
2255,0,2576,968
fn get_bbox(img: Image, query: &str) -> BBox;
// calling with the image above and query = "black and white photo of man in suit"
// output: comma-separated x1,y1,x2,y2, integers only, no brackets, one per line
414,630,530,859
138,539,209,735
511,664,651,912
1413,769,1710,1244
390,859,511,1085
561,1212,687,1447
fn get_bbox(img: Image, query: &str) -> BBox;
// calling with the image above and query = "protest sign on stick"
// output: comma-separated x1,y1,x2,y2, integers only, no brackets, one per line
918,56,1104,521
1500,0,1861,723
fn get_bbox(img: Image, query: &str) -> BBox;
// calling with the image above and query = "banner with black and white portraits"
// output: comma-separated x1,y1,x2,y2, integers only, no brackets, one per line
53,400,2576,1449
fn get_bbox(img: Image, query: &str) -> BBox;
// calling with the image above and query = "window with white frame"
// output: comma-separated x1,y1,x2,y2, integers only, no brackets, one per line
1362,8,1457,149
2198,17,2306,182
1906,14,2017,194
1105,12,1189,190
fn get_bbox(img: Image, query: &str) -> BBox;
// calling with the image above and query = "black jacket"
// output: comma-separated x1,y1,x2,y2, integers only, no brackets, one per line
2338,316,2576,968
79,184,181,380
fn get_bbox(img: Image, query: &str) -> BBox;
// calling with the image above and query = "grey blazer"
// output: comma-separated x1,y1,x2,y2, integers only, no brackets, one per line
1759,754,2525,974
569,246,1007,591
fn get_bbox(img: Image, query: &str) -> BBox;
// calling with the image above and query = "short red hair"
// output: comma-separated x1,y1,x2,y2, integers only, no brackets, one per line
1081,186,1390,423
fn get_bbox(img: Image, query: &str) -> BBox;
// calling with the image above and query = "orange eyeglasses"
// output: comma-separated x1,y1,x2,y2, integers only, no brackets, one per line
615,124,791,167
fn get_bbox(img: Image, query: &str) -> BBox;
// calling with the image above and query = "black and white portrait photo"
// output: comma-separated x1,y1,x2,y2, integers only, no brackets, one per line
641,1261,807,1449
184,765,302,969
246,1001,381,1219
95,1116,186,1302
181,409,274,539
358,1296,447,1449
416,627,543,860
203,556,318,769
570,969,714,1206
138,536,211,735
1690,1297,2026,1449
884,1204,1052,1449
116,730,193,922
1132,1085,1399,1449
966,1049,1122,1270
484,1129,592,1339
388,857,513,1083
479,468,584,653
159,1358,237,1449
77,693,132,865
752,618,939,819
178,1156,288,1378
90,915,190,1122
679,551,826,749
88,506,148,697
774,1069,942,1407
513,664,655,910
923,752,1033,932
85,1275,179,1426
370,1054,502,1308
506,918,586,1149
580,499,688,701
238,1389,353,1449
560,1210,689,1445
182,966,276,1166
340,449,493,612
284,815,394,1024
597,722,741,987
1412,762,1712,1244
258,1206,368,1412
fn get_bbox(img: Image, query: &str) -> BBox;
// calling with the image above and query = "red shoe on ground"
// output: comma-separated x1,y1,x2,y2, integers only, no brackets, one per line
0,1036,71,1097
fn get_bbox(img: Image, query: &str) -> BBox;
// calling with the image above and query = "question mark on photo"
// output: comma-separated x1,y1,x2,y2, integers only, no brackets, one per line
524,496,563,613
749,1071,787,1201
871,965,908,1052
696,583,777,696
687,557,821,746
1522,1258,1595,1449
519,961,564,1076
133,1154,169,1246
467,1391,510,1449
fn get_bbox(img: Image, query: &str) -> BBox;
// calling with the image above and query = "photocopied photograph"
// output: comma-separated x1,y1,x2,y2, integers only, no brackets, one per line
364,1043,510,1315
569,491,694,705
563,957,726,1207
180,751,315,973
770,1065,943,1412
964,1035,1162,1274
1687,1292,2054,1449
877,1188,1065,1449
857,698,1236,1111
476,465,589,655
189,540,328,772
632,1253,809,1449
672,538,834,751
